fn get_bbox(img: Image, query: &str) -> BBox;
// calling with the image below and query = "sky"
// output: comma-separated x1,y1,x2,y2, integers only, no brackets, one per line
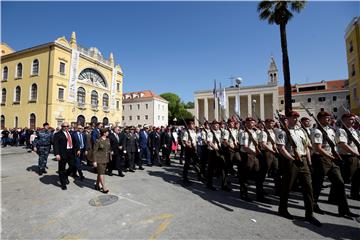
1,1,359,102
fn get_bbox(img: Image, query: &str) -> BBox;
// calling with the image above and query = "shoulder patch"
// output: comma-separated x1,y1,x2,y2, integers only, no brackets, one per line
314,133,321,138
278,133,284,139
242,136,246,140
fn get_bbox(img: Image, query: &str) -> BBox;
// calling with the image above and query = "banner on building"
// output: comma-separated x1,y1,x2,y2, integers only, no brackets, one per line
68,49,80,102
111,68,117,109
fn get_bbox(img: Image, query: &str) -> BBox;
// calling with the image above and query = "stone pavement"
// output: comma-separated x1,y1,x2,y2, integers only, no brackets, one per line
1,146,359,239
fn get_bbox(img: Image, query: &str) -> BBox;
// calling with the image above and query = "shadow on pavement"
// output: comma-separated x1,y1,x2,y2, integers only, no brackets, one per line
39,174,62,188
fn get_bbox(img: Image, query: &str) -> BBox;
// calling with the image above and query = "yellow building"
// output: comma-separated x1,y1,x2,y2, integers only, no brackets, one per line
1,32,123,129
345,16,360,115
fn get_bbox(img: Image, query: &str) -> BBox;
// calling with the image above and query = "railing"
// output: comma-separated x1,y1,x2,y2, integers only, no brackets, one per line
77,44,111,66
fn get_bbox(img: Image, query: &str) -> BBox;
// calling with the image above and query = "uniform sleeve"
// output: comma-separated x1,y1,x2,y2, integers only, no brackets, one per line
337,128,347,143
275,130,286,145
312,129,323,144
259,131,267,143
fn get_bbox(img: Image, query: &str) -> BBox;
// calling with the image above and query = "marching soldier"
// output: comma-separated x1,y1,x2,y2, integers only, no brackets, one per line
239,117,269,202
337,113,360,200
182,119,202,185
276,110,322,227
33,122,52,175
259,118,281,195
200,121,211,178
311,111,358,218
206,120,231,191
223,118,241,181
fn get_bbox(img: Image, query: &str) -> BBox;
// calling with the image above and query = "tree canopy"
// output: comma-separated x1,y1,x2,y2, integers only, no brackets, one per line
160,93,193,122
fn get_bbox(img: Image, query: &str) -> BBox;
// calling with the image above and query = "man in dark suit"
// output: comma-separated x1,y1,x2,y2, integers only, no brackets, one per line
53,122,78,190
122,127,138,172
71,125,86,180
108,126,125,177
149,127,162,166
91,122,102,148
161,126,173,165
139,125,151,166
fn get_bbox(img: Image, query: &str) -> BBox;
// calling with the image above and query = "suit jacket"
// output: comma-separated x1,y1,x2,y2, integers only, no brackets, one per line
161,131,173,149
139,130,149,149
109,132,121,156
122,133,139,153
53,130,78,158
71,131,87,151
91,128,100,146
149,131,161,150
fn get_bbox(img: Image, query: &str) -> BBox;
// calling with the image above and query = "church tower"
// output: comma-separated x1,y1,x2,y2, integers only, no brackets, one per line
268,56,278,85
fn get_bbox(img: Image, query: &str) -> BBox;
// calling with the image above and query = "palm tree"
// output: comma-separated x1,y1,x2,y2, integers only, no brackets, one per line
257,0,306,115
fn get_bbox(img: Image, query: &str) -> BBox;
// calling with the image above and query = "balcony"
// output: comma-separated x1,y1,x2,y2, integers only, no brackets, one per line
77,102,86,110
91,104,99,111
103,105,110,112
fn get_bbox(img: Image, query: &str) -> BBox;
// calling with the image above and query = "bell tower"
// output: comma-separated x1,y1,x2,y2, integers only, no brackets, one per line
268,56,278,85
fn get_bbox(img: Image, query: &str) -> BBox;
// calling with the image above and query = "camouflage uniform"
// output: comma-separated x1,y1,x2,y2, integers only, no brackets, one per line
33,129,52,172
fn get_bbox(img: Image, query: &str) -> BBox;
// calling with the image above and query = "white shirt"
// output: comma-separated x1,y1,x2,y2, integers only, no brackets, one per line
240,129,258,152
276,125,308,156
182,129,197,147
312,126,337,154
337,127,359,155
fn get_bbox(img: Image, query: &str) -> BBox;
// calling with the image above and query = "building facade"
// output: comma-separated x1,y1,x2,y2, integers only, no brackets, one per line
1,32,123,129
194,57,279,122
122,90,168,127
278,80,350,119
345,16,360,115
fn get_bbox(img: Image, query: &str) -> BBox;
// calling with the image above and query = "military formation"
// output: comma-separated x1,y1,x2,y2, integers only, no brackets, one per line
4,107,359,227
181,109,360,227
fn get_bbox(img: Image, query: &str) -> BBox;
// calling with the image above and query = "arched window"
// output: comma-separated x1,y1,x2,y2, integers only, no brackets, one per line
77,87,86,104
1,115,5,129
30,113,36,129
103,117,109,126
91,116,98,124
30,84,37,101
32,59,39,75
1,88,6,104
15,86,21,102
91,90,98,107
15,116,18,128
77,115,85,126
2,66,8,80
103,93,109,107
78,68,107,87
16,63,23,78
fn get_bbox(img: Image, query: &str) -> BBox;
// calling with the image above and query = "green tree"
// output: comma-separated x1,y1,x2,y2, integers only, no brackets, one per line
185,101,194,109
257,0,306,115
160,93,193,123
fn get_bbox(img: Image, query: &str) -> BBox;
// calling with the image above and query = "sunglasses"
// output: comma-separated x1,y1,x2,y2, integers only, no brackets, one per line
62,125,69,127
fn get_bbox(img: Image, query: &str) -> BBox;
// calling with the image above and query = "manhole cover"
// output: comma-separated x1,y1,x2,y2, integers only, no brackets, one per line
89,195,119,207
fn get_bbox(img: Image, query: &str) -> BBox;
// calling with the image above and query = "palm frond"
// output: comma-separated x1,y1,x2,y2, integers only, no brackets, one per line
257,0,274,13
291,1,306,13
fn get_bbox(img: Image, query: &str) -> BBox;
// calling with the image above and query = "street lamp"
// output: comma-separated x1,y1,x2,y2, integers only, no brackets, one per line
252,99,257,117
235,77,243,115
173,117,177,126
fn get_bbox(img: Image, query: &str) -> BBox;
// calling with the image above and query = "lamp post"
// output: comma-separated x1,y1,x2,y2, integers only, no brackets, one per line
252,99,257,117
173,117,177,126
234,77,243,115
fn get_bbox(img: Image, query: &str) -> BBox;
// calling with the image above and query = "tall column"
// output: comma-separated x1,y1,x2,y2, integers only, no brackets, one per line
214,98,219,121
195,97,199,123
204,98,209,120
225,96,230,119
237,93,241,115
247,94,252,117
260,93,265,120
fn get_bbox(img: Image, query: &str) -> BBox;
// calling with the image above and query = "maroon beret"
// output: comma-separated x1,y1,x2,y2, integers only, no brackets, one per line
317,111,331,119
245,117,256,122
265,118,275,123
301,117,310,122
286,110,300,117
341,113,356,119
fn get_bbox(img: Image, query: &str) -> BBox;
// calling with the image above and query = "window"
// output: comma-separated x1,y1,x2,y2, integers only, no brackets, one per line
318,97,326,102
1,115,4,129
58,88,64,100
29,113,36,129
158,104,160,110
130,105,132,110
333,107,338,112
158,115,160,120
14,86,21,102
320,108,324,111
117,82,120,92
353,87,358,101
30,84,37,101
122,116,125,121
352,64,356,76
137,104,140,110
2,89,6,104
91,90,98,107
145,115,148,120
59,62,66,75
146,104,148,109
129,116,132,121
32,59,39,75
162,116,164,121
122,105,124,110
103,93,109,108
333,96,337,101
16,63,22,78
78,68,107,87
15,116,18,128
137,115,140,120
162,105,164,111
116,101,120,110
77,87,86,104
349,40,353,53
307,98,311,103
2,66,8,80
280,100,284,104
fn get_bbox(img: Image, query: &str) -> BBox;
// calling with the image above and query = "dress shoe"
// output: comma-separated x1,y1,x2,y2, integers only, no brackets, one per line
101,189,109,194
65,178,70,185
206,185,217,191
61,185,67,190
94,185,101,191
80,175,85,181
313,204,325,215
305,216,322,227
42,169,47,174
129,169,135,173
339,211,359,218
158,164,162,167
146,163,152,167
118,172,125,177
221,186,232,192
108,172,113,176
278,210,294,220
38,171,43,176
138,166,144,170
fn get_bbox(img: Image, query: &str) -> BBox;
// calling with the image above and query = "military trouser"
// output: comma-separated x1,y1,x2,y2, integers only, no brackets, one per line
239,152,264,198
312,154,350,214
260,150,281,195
183,147,201,181
341,154,360,199
38,146,50,171
227,148,241,174
279,156,314,217
207,149,229,188
200,145,208,177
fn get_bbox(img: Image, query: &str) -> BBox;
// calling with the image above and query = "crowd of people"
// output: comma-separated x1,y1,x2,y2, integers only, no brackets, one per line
1,110,359,227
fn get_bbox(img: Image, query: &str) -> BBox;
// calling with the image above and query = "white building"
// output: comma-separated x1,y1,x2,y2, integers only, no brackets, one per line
122,90,168,127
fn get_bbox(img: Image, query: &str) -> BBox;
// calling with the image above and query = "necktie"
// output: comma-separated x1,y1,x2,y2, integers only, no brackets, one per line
115,133,119,142
66,131,73,148
78,132,83,149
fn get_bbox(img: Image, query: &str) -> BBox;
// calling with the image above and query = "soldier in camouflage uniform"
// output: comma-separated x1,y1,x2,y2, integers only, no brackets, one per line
33,123,52,175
